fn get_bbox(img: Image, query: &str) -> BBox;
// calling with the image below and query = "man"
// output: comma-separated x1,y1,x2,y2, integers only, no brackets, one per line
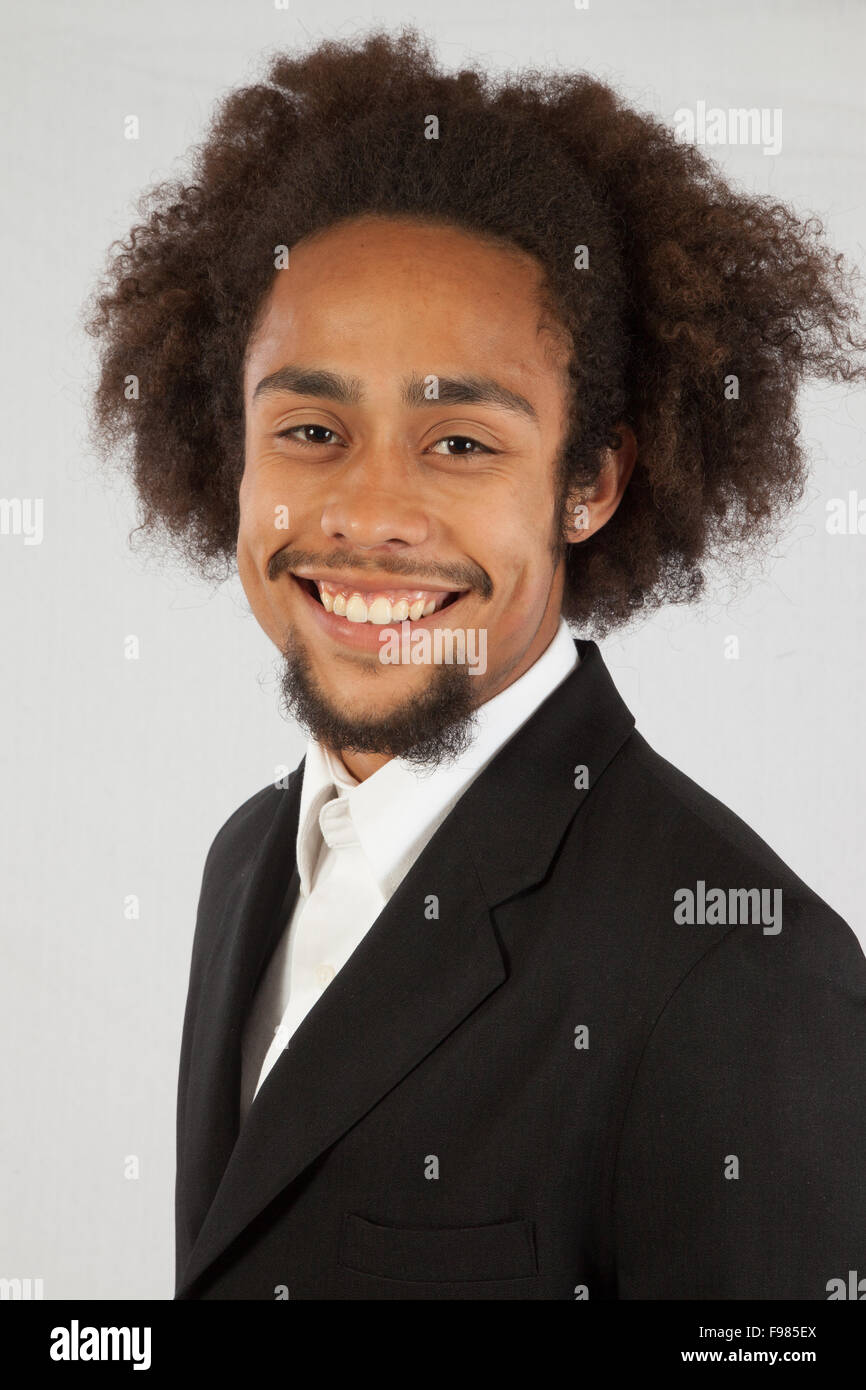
84,27,866,1299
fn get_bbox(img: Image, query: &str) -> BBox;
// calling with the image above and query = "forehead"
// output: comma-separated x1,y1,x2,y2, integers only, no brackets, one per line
243,215,570,401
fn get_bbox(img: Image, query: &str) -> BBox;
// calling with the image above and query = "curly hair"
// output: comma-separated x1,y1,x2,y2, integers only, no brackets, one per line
82,24,866,635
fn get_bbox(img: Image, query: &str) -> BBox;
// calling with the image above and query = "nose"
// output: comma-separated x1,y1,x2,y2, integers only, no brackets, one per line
319,444,431,550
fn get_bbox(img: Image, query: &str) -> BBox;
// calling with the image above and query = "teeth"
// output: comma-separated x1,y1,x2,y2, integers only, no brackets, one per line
367,596,392,624
311,579,460,624
345,594,368,623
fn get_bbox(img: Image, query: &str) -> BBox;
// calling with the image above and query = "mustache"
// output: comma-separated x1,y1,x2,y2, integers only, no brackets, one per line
267,547,493,599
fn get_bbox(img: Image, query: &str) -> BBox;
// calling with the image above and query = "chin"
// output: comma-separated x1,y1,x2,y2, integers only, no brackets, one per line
278,624,479,766
326,678,432,720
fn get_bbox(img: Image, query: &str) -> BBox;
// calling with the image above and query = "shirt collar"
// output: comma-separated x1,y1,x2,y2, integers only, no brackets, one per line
294,616,579,899
294,738,358,897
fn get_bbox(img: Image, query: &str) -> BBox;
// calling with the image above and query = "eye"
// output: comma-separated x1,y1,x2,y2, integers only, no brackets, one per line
275,424,344,448
274,425,494,456
428,435,494,456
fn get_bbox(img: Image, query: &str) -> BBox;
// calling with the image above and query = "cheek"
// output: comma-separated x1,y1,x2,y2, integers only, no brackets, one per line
238,463,290,561
236,482,287,621
483,490,556,604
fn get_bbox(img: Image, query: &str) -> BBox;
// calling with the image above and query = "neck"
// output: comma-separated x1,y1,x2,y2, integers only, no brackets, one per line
338,747,392,782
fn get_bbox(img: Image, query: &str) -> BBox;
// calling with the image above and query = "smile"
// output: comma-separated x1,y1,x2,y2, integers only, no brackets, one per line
289,571,471,652
292,575,466,626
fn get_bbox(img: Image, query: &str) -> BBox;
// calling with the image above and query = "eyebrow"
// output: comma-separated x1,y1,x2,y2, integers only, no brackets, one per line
252,365,538,423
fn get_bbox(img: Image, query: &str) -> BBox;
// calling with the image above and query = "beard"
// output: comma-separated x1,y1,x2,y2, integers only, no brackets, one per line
277,628,480,771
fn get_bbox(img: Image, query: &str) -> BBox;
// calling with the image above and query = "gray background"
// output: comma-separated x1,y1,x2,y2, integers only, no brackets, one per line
2,0,864,1299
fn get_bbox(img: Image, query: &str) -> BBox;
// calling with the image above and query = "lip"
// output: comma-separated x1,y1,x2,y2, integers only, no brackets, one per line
289,573,471,654
291,570,461,596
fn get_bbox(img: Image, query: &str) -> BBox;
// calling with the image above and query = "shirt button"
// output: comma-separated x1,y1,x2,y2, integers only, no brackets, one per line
316,963,336,989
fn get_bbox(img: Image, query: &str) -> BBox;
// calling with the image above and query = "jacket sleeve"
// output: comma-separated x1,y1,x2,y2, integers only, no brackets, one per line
173,790,266,1291
612,897,866,1299
174,844,217,1292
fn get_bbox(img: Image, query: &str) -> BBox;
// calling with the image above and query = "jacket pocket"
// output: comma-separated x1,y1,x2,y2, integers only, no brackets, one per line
339,1212,537,1283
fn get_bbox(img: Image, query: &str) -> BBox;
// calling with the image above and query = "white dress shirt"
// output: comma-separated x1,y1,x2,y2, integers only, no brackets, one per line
239,617,579,1122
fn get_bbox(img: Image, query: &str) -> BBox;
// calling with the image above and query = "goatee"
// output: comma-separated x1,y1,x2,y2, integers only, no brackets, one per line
277,631,480,771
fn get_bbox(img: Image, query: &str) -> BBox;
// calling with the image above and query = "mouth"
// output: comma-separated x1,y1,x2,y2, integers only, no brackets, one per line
294,576,466,623
289,573,471,652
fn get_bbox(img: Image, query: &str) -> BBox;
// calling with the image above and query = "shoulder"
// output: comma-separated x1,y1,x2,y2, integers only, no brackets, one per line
203,781,283,868
198,762,303,889
600,729,835,903
183,767,302,985
571,728,865,985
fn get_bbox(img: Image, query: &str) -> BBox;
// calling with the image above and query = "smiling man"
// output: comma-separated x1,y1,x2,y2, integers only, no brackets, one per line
238,215,632,777
85,27,866,1301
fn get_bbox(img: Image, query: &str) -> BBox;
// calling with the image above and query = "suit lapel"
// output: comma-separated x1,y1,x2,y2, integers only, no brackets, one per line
178,822,503,1295
177,638,636,1297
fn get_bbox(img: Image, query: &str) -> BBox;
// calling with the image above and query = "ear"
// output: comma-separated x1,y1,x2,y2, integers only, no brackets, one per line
565,424,637,543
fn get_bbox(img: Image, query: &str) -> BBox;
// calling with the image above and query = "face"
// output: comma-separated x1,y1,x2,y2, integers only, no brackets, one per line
238,214,632,777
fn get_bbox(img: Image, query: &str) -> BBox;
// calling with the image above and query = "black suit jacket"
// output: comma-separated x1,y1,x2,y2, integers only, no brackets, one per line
174,639,866,1299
